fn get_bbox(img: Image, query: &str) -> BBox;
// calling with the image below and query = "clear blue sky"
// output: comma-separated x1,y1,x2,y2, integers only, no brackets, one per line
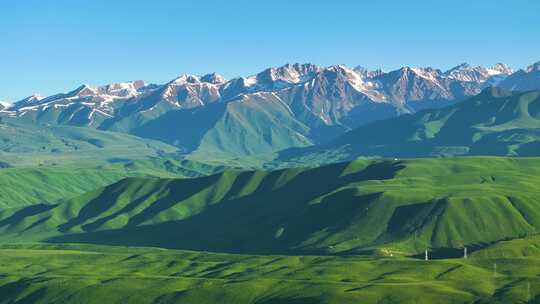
1,0,539,101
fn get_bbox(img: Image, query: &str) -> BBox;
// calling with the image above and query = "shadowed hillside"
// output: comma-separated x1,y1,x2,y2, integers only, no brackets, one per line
0,157,538,256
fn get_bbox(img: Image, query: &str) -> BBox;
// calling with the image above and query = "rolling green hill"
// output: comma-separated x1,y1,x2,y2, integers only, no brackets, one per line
0,158,223,209
0,242,537,304
276,88,540,166
0,157,538,256
0,119,181,167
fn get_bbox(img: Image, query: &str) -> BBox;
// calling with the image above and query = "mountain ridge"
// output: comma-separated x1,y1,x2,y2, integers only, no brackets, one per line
6,61,521,116
275,88,540,165
2,60,539,158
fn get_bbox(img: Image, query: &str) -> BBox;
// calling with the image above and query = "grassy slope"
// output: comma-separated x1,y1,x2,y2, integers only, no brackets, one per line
276,89,540,166
133,94,313,159
0,119,180,167
0,242,538,304
0,158,223,209
1,157,539,255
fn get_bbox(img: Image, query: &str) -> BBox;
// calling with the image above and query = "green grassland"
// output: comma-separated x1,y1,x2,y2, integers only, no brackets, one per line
0,157,538,257
0,239,539,304
0,158,223,209
1,156,539,303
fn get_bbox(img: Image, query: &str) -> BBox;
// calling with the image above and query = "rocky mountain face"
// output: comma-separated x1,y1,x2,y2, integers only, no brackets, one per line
276,88,540,165
498,61,540,91
2,61,535,157
444,63,512,82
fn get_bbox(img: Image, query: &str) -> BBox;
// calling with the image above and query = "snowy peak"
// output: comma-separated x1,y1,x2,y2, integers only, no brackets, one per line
321,64,351,78
171,73,226,86
9,94,46,110
410,67,443,82
170,75,202,85
526,61,540,73
72,84,98,97
16,94,44,105
159,73,224,109
98,80,146,95
382,66,441,83
65,81,148,100
200,73,226,84
490,63,513,75
255,63,320,86
445,63,471,75
444,63,511,82
312,65,385,102
322,65,366,88
354,66,384,79
0,101,11,111
233,63,321,92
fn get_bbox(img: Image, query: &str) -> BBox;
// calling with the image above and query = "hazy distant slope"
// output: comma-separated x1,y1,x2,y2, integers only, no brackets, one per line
1,157,539,255
133,93,313,157
0,119,180,166
276,88,540,165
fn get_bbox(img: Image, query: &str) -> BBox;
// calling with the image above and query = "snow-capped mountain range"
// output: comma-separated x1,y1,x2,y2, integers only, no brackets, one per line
1,60,538,156
2,62,520,116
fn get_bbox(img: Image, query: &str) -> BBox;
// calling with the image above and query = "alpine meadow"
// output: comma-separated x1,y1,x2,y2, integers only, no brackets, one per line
1,1,540,303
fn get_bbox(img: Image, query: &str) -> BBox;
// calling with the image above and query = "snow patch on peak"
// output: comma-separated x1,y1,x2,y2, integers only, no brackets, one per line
324,65,364,84
242,76,258,87
171,75,201,85
325,64,351,72
489,63,513,75
256,63,319,86
15,94,45,105
526,61,540,73
0,100,12,110
444,63,508,82
70,84,98,98
322,65,385,101
410,67,441,82
97,80,147,98
200,73,226,84
104,80,145,91
354,66,384,79
448,63,471,71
